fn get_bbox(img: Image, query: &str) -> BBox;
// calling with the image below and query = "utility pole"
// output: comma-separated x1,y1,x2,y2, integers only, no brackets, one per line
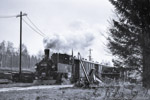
16,11,27,81
89,49,92,61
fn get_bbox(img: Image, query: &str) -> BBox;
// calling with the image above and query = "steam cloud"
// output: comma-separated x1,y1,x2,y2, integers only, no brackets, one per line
43,32,95,54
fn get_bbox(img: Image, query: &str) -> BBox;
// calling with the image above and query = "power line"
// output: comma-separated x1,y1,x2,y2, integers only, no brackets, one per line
23,18,45,37
0,15,17,18
22,18,45,37
0,14,46,38
25,16,46,36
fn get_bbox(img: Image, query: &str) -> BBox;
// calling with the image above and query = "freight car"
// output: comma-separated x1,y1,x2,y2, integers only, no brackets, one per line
101,66,120,79
72,58,101,83
72,56,120,83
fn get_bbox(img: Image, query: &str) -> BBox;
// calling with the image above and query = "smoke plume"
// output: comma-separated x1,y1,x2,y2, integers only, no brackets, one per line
43,32,95,54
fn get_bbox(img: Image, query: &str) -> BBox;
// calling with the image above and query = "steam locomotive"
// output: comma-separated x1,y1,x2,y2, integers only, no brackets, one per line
34,49,121,85
34,49,72,84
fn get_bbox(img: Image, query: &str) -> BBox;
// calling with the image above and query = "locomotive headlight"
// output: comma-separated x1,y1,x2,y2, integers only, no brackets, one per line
34,66,37,69
52,65,55,68
41,72,46,77
35,77,38,79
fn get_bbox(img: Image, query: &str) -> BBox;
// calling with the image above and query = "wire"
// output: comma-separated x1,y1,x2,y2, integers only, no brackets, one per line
23,18,45,37
22,18,45,37
0,15,17,18
25,16,46,36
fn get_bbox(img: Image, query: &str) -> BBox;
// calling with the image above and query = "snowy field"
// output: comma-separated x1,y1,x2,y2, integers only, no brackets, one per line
0,84,150,100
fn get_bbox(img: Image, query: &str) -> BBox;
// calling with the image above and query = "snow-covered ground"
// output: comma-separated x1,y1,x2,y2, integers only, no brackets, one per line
0,85,73,92
0,84,150,100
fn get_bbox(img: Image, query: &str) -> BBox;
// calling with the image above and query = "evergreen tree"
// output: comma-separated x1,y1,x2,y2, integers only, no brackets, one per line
108,0,150,88
0,41,40,71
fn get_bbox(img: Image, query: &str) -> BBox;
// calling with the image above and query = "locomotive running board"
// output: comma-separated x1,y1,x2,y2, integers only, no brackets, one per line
33,80,56,85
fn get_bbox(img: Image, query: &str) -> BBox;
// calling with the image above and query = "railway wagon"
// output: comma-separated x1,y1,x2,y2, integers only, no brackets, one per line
71,59,102,82
101,65,120,79
72,58,120,83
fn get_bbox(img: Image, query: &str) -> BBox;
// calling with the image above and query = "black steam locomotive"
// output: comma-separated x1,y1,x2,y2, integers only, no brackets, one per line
34,49,72,84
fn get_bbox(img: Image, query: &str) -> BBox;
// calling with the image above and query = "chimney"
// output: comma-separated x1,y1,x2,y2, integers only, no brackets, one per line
44,49,49,59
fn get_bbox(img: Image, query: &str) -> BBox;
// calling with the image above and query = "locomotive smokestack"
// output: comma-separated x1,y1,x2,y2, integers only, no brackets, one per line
44,49,50,59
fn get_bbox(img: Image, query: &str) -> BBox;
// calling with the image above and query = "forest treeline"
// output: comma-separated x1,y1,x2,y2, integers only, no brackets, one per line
0,40,41,69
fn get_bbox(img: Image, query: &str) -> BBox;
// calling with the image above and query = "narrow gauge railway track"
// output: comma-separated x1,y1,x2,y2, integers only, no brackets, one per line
0,84,73,92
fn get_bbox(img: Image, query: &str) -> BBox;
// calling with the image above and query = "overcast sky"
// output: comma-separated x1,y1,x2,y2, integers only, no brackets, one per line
0,0,114,64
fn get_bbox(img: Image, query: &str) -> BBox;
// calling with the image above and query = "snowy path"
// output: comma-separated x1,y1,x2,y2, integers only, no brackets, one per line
0,85,73,92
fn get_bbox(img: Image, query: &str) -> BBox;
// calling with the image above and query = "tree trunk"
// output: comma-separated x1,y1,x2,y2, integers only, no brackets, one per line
143,52,150,88
143,31,150,88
